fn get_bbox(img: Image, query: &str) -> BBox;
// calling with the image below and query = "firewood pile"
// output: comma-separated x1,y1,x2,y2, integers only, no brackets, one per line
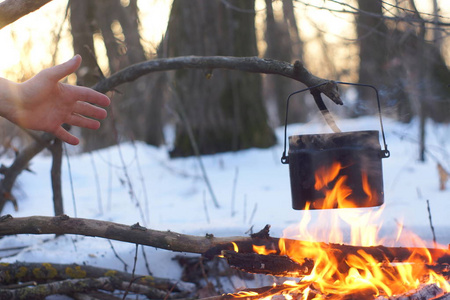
201,226,450,300
0,222,448,300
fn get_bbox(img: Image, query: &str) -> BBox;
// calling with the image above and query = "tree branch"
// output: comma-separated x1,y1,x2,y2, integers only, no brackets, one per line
0,215,249,254
0,132,55,212
0,56,341,216
0,277,115,300
0,215,448,266
0,0,53,29
0,261,195,293
49,138,64,216
92,56,342,105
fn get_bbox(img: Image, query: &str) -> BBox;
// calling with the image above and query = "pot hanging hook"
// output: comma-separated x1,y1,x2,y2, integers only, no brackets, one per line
281,81,390,165
281,82,390,210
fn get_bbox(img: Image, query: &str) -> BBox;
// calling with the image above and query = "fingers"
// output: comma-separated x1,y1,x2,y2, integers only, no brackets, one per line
44,55,82,82
53,126,80,146
67,113,101,130
73,101,108,120
73,85,111,107
53,113,102,145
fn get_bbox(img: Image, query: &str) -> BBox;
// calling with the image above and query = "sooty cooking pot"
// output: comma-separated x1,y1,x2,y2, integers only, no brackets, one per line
281,82,390,210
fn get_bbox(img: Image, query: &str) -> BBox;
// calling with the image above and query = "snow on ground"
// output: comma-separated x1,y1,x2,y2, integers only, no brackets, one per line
0,116,449,282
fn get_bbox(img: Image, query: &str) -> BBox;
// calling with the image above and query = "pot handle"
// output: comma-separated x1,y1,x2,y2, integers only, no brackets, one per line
281,81,390,164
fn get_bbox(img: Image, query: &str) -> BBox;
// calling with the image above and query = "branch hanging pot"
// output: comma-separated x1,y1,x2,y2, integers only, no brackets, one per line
281,82,390,210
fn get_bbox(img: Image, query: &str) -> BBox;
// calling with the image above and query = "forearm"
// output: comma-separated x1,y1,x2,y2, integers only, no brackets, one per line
0,77,21,124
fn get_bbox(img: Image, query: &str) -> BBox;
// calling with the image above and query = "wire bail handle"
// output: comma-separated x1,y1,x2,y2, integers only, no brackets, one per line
280,81,390,164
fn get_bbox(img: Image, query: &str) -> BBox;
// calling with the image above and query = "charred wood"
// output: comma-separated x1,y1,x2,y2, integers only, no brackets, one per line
375,283,447,300
222,250,313,277
205,238,450,265
0,217,448,268
0,217,449,285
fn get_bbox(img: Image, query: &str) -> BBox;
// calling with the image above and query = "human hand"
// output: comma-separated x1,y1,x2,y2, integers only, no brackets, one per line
8,55,111,145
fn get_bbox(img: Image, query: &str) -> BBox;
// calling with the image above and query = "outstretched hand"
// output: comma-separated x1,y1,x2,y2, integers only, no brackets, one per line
1,55,110,145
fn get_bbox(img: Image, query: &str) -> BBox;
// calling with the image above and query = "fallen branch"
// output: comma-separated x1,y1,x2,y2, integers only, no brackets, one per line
0,276,115,300
0,261,195,293
0,216,448,267
0,215,249,254
0,275,188,300
0,132,55,212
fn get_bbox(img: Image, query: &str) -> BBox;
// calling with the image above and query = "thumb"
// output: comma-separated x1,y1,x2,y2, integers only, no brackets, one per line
44,55,82,82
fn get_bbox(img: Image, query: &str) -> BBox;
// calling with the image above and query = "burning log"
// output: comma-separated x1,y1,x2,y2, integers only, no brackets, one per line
221,250,314,277
375,283,448,300
206,226,450,300
200,283,450,300
205,238,450,265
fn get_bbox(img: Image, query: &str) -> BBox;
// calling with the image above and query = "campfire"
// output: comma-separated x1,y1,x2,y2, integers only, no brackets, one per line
211,83,446,299
211,161,450,300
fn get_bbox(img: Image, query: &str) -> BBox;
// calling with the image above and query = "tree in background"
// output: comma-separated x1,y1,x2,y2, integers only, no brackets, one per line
165,0,276,157
264,0,306,127
70,0,277,156
356,0,388,114
6,0,449,161
70,0,164,151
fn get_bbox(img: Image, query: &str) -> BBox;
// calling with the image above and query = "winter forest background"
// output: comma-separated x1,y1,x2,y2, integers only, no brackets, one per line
0,0,449,299
1,0,449,157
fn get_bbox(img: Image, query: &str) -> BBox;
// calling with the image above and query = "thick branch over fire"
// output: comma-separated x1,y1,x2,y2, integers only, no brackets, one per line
0,216,448,267
92,56,342,105
0,56,341,215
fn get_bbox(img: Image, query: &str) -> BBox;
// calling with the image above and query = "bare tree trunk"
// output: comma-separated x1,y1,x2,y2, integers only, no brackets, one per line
408,0,428,162
264,0,306,126
71,0,163,151
69,0,98,87
70,0,118,151
49,138,63,216
166,0,276,157
432,0,442,48
282,0,303,60
356,0,388,113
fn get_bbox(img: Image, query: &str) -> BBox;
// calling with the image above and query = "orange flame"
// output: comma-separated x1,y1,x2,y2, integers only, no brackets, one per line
232,242,239,252
312,162,380,209
253,245,277,255
231,162,450,299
